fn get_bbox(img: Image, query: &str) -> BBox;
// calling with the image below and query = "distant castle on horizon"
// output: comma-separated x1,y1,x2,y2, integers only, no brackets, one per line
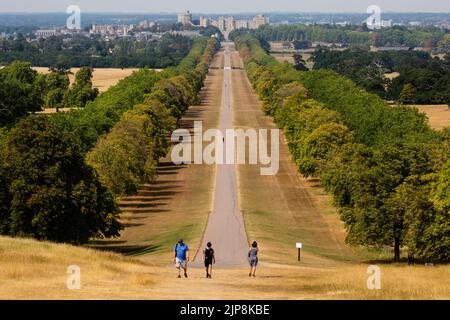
177,10,270,32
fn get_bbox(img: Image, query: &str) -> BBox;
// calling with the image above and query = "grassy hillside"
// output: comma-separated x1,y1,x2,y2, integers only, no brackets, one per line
1,236,450,299
0,236,157,299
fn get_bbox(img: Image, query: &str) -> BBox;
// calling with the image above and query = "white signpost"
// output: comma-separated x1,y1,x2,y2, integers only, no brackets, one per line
296,243,302,261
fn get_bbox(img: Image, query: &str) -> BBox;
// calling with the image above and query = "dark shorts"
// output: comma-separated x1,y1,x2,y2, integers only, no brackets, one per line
249,257,258,267
204,258,213,267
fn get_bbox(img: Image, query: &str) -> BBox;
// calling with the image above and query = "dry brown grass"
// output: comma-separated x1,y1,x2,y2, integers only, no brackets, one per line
384,72,400,80
271,53,314,70
32,67,147,92
271,53,295,64
1,236,449,299
412,104,450,130
0,236,158,299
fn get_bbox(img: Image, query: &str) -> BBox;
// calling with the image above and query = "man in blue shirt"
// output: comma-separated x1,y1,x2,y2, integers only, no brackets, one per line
174,239,189,278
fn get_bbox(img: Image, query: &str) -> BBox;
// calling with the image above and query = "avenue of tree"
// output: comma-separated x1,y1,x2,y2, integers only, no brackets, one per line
0,37,220,244
232,33,450,262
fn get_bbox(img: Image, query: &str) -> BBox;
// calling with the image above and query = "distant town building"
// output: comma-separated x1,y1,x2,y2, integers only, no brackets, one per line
250,14,270,29
139,20,149,28
201,13,269,33
171,30,201,38
35,29,58,38
200,17,209,28
235,19,249,29
178,10,193,26
90,24,134,37
226,16,235,32
371,46,411,52
91,24,114,36
409,21,423,27
215,16,226,31
335,21,350,27
381,20,393,28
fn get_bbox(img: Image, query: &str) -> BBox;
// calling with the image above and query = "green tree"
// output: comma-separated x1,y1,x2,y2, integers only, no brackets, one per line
293,53,308,71
86,115,157,196
50,55,72,75
0,61,43,126
66,67,99,108
324,142,441,260
265,82,307,117
399,83,416,105
299,123,354,177
434,160,450,211
389,175,449,262
1,116,122,244
43,72,70,108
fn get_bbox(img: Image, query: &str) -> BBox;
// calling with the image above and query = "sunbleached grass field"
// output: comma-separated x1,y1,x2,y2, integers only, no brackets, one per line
32,67,145,92
413,104,450,130
1,236,449,300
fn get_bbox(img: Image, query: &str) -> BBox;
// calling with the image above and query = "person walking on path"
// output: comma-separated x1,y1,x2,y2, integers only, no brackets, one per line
248,241,259,277
203,242,215,278
174,239,189,278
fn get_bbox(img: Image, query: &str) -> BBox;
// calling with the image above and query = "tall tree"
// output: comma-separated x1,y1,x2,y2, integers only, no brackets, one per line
0,61,42,126
66,67,99,108
1,116,122,244
399,83,416,105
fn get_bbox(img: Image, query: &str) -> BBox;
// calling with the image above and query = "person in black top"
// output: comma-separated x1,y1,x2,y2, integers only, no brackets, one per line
248,241,259,277
203,242,215,278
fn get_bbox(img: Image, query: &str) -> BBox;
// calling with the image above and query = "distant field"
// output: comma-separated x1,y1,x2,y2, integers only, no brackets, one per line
32,67,148,92
271,52,295,64
383,72,400,80
271,52,314,70
413,104,450,130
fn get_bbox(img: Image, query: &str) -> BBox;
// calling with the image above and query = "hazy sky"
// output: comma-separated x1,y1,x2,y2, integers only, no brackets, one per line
0,0,449,13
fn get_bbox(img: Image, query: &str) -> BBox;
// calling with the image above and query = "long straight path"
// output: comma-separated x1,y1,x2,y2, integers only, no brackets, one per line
195,42,249,267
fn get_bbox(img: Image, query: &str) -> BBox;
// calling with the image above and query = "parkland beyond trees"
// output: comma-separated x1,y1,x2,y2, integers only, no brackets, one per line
0,34,193,68
243,24,449,49
0,34,198,127
234,33,450,262
311,48,450,104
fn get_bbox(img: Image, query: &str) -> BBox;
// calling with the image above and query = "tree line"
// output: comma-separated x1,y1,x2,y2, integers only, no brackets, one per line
311,47,450,104
0,33,193,68
234,34,450,262
233,24,449,49
0,37,220,244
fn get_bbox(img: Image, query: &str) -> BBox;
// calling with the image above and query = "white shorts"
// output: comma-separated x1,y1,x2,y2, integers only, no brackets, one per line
175,258,187,270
